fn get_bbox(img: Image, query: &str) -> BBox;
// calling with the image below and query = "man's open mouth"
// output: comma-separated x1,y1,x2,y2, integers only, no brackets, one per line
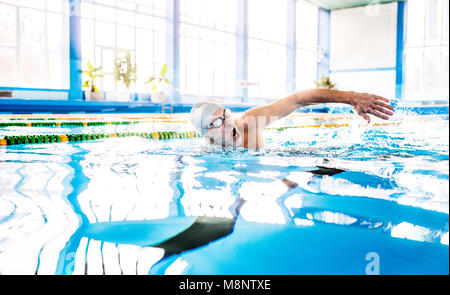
232,128,237,138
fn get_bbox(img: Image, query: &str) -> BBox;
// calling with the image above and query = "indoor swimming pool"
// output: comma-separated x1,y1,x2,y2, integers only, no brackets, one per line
0,111,448,274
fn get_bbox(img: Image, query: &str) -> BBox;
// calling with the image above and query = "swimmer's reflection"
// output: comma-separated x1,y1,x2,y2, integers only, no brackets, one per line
152,198,245,259
150,166,344,267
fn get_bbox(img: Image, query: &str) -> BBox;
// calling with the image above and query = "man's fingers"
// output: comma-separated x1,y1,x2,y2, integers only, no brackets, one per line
359,112,371,123
368,109,390,120
373,104,394,116
373,96,390,103
374,100,394,111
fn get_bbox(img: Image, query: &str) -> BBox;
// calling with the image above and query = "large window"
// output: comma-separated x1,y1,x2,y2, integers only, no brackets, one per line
179,0,236,99
248,0,287,100
404,0,449,100
296,0,319,91
0,0,69,89
0,0,325,102
80,0,166,93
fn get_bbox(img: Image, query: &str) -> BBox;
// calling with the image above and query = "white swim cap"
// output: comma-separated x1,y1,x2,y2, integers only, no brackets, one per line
190,101,222,136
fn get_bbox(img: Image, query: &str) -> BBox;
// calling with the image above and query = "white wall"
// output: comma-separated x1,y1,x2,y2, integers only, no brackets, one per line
329,2,398,98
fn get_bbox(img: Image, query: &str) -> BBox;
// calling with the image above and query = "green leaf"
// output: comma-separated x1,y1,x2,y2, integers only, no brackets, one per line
87,60,95,72
144,77,155,85
160,64,167,76
152,85,156,91
164,78,169,84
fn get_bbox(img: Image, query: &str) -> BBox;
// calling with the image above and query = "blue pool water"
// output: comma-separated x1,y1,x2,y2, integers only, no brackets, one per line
0,112,448,274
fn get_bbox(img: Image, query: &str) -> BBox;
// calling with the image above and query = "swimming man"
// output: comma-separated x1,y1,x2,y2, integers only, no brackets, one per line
190,88,394,149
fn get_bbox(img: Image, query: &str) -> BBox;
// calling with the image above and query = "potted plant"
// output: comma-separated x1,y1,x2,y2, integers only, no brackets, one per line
82,60,104,101
114,50,137,101
144,64,171,102
314,76,337,90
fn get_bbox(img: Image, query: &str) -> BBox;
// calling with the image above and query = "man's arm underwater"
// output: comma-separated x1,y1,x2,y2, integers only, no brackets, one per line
239,88,395,130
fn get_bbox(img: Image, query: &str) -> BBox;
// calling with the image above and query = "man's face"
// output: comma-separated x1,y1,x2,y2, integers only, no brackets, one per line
204,108,241,147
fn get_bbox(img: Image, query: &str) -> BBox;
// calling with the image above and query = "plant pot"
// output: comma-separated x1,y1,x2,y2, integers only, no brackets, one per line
85,91,104,101
106,91,130,101
151,92,166,102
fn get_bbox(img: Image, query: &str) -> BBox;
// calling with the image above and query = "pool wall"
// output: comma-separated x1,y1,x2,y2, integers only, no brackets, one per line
0,98,448,115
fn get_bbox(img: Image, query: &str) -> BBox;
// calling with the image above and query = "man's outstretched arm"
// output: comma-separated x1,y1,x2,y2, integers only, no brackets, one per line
240,88,395,129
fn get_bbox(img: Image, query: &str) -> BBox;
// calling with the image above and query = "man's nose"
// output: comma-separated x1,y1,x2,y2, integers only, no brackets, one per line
224,118,233,128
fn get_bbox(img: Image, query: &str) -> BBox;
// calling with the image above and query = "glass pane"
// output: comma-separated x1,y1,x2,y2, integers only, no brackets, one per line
20,44,45,87
180,0,236,98
136,13,153,29
137,4,154,15
136,28,154,76
95,4,115,22
212,69,224,96
297,0,318,51
136,0,152,6
47,12,62,51
180,0,186,15
248,39,286,99
81,1,94,18
95,21,115,47
296,50,317,91
102,72,115,91
81,18,95,67
102,48,115,73
20,7,45,46
48,50,62,88
405,0,448,100
224,68,235,97
18,0,45,9
46,0,62,13
438,45,449,96
116,0,135,11
199,67,213,96
116,25,135,49
117,9,135,26
422,46,441,95
0,47,16,86
153,0,164,10
0,3,16,46
180,66,186,94
404,47,424,98
184,37,199,68
153,31,165,63
186,67,199,95
95,45,102,67
406,0,426,46
185,0,200,19
248,0,286,44
199,40,213,70
153,17,164,32
96,0,114,6
153,6,165,18
0,1,17,5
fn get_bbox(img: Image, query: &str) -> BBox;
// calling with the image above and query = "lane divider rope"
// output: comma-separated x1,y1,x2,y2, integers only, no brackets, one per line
268,121,403,131
0,120,188,128
0,131,200,146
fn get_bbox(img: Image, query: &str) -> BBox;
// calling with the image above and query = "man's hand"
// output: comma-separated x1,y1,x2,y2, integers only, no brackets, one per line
349,92,394,123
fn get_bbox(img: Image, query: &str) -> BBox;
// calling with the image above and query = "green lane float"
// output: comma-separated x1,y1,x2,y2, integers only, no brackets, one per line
0,131,200,146
0,120,165,128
